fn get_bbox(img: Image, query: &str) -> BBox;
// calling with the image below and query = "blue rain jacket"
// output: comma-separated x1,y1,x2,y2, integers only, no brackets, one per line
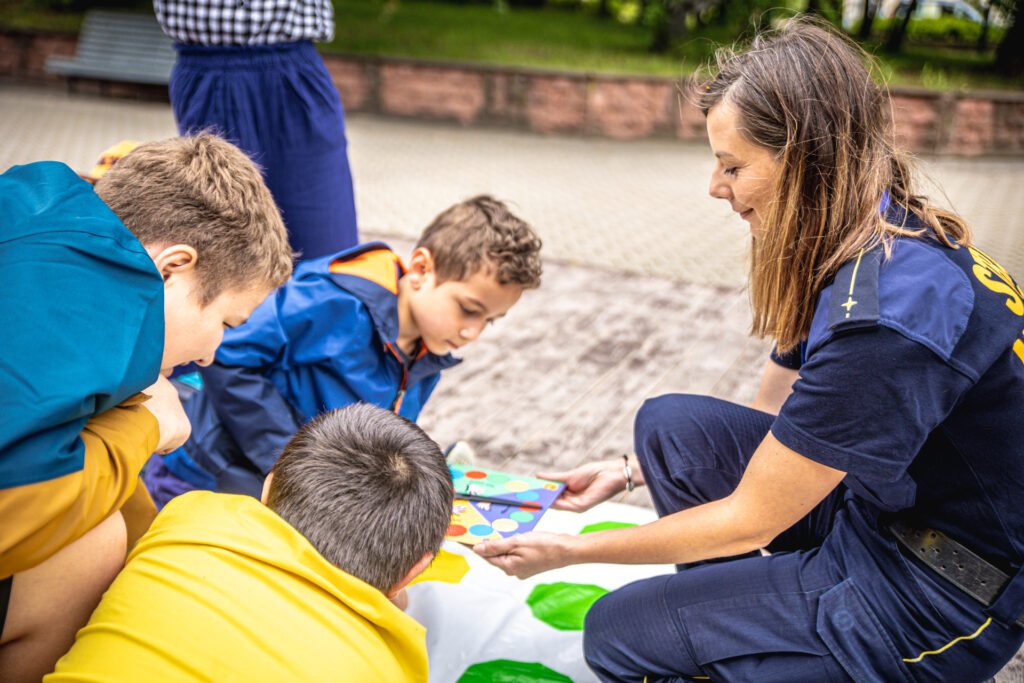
166,243,460,495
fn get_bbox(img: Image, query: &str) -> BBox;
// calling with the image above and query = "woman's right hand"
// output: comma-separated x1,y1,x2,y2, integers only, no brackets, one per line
142,375,192,455
537,455,642,512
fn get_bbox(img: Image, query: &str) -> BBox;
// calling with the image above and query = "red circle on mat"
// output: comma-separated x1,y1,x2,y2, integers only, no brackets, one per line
464,471,487,479
447,524,467,536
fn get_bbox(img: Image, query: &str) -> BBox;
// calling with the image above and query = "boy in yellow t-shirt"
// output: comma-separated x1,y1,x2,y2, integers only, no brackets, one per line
48,404,454,682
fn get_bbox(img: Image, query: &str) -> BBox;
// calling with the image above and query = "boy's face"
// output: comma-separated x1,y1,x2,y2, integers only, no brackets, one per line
405,250,523,356
150,245,269,375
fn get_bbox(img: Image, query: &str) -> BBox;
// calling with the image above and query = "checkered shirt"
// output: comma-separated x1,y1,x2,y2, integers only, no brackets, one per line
154,0,334,45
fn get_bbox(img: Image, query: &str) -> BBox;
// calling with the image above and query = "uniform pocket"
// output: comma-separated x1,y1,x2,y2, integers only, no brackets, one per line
678,592,830,665
816,579,914,683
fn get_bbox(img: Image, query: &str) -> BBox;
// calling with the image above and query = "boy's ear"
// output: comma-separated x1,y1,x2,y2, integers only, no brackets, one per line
387,551,434,599
406,247,435,288
260,472,274,505
148,244,198,281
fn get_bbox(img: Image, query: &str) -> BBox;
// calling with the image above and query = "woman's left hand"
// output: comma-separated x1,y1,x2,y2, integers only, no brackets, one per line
473,531,571,579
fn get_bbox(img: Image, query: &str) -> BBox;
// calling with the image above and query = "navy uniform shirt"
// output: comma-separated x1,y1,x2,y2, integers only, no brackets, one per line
771,208,1024,578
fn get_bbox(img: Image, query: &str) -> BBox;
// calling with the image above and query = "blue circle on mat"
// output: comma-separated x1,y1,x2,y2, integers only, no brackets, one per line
469,524,493,536
516,491,540,501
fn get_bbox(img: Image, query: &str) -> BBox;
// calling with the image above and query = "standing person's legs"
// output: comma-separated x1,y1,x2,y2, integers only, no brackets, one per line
170,42,359,260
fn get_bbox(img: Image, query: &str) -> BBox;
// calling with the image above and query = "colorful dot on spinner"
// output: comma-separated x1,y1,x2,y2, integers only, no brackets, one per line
465,470,488,480
543,483,559,490
516,490,540,501
469,523,494,536
450,468,464,480
503,479,530,492
485,472,509,484
491,518,519,533
510,510,534,523
446,524,467,537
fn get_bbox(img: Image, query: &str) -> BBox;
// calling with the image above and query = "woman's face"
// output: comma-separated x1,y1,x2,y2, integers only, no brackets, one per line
706,102,781,238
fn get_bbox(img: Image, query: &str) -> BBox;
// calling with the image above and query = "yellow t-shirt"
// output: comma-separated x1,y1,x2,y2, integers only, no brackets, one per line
47,491,429,683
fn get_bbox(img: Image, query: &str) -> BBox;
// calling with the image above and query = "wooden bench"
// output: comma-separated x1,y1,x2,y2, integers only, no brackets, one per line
45,10,176,89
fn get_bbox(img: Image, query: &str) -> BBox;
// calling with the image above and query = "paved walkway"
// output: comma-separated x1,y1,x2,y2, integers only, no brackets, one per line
4,82,1024,504
1,84,1022,467
3,82,1023,681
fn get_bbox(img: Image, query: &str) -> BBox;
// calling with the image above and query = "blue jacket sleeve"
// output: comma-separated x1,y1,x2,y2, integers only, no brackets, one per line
197,361,302,476
199,287,302,474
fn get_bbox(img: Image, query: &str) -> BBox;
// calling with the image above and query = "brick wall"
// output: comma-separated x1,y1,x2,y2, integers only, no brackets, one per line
320,53,1024,156
3,26,1022,156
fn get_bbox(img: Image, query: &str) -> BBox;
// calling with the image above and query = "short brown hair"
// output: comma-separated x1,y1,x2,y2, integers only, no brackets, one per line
416,195,543,289
94,134,294,305
697,19,970,352
266,404,454,594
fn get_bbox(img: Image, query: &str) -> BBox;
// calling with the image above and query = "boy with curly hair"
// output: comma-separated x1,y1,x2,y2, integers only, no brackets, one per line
146,196,543,504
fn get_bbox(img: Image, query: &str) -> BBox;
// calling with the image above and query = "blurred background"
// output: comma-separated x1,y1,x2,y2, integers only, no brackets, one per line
1,0,1020,86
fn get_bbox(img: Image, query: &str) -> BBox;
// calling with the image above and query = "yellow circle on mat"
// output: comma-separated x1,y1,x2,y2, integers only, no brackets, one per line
504,480,530,492
492,518,519,533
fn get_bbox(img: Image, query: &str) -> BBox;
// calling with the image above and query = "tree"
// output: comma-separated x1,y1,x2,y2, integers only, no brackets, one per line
858,0,879,39
995,0,1022,75
885,0,919,51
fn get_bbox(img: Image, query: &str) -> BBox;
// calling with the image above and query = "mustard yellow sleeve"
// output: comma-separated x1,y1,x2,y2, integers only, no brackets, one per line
0,396,159,578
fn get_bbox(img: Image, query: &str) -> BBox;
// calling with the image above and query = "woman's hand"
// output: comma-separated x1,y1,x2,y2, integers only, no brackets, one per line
473,532,572,579
142,376,191,455
538,455,641,512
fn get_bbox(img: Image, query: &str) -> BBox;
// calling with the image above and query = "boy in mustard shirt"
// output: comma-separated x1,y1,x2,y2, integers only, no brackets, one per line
0,135,293,681
48,404,453,682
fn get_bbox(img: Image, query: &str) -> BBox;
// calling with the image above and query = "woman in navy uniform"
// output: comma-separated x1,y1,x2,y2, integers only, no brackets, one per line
475,20,1024,682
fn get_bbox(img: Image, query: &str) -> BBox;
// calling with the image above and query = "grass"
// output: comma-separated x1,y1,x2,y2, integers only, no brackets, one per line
2,0,1021,91
329,0,719,77
329,0,1021,90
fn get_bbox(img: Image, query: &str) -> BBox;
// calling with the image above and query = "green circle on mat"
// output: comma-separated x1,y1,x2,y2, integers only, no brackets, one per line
510,510,534,523
525,582,610,631
579,520,639,534
457,659,573,683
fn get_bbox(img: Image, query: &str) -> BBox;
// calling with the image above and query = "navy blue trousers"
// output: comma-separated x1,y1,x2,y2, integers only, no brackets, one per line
583,394,1024,682
170,41,359,260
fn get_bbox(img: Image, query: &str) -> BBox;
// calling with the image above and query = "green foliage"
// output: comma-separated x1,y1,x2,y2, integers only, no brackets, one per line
873,15,1007,45
0,0,149,31
330,0,709,75
1,0,1020,88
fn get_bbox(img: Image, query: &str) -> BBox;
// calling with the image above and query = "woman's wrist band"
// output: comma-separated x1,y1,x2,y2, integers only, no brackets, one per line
622,454,635,492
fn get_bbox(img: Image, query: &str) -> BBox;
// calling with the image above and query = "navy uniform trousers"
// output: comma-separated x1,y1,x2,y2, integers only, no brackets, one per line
583,394,1024,682
170,41,359,260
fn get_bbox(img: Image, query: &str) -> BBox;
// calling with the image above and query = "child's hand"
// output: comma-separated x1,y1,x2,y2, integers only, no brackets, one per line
142,376,192,454
537,457,640,512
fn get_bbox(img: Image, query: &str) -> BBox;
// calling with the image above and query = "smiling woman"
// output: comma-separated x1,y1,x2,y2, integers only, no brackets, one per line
473,17,1024,682
705,103,780,239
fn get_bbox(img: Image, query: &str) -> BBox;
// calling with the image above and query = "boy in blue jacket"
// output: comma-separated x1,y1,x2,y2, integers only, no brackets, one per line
146,196,543,505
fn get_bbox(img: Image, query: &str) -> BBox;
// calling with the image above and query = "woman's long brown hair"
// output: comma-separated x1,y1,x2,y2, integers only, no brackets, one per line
697,19,971,353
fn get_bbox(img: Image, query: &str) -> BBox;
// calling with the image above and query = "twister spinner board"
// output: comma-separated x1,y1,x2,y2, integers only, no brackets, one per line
447,465,565,544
